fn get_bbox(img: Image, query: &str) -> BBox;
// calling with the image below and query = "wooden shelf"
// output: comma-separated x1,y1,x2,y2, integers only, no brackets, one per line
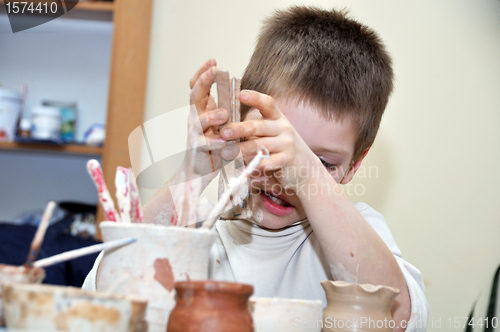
0,0,114,13
0,141,103,155
75,1,114,12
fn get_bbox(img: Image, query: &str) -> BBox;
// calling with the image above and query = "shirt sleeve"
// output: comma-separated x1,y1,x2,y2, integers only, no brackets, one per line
355,202,429,331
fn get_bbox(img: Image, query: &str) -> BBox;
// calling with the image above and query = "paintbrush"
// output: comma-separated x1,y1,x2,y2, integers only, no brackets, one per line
86,159,121,222
202,147,269,229
24,201,56,267
32,237,136,269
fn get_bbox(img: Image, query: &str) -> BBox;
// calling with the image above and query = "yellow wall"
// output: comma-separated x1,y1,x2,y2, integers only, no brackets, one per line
144,1,500,330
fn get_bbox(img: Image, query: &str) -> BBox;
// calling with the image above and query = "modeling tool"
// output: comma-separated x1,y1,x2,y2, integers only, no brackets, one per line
202,147,269,229
33,237,136,269
24,201,56,267
86,159,120,222
211,70,231,135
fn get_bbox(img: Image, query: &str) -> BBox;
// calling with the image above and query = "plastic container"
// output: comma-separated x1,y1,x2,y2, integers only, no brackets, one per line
0,87,22,141
31,106,61,140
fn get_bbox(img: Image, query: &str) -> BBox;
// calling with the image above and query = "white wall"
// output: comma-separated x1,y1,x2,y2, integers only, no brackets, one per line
144,1,500,330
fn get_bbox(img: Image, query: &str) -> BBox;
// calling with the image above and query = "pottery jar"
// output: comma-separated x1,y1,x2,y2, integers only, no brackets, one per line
98,222,217,332
321,280,400,332
0,264,45,327
249,297,323,332
167,280,254,332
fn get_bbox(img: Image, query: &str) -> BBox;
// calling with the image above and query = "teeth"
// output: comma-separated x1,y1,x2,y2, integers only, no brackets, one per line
264,192,290,207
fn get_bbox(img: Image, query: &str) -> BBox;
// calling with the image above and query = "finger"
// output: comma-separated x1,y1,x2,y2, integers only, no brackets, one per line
219,118,285,141
220,141,241,161
259,152,290,171
231,137,284,159
198,109,229,132
239,90,282,120
189,59,216,89
190,66,217,108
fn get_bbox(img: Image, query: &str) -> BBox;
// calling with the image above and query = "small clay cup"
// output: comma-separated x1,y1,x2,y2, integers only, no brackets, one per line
321,280,400,332
167,280,254,332
0,264,45,327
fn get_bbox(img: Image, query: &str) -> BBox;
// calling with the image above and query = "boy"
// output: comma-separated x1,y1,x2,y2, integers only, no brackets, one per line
85,5,428,331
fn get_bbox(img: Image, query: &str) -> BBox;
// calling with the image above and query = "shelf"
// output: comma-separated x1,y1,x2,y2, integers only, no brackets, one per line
0,0,114,13
0,141,103,155
74,1,114,12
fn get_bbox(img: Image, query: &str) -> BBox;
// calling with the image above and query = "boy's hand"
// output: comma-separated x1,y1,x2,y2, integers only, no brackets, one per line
220,90,319,191
186,59,230,177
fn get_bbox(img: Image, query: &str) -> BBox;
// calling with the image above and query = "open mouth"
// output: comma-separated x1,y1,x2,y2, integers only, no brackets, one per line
262,191,292,207
260,190,295,217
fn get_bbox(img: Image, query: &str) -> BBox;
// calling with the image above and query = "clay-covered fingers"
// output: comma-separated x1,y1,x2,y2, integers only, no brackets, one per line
190,64,217,110
198,109,229,132
189,59,216,89
221,137,291,169
220,118,284,141
239,90,282,120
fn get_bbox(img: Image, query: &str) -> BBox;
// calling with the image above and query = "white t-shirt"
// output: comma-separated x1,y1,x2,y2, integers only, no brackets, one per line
83,202,429,331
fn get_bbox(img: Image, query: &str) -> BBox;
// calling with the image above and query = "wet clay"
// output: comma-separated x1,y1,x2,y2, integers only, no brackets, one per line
153,258,175,292
167,280,254,332
321,280,400,332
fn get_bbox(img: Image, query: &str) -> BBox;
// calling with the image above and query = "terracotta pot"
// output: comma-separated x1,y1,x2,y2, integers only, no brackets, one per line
3,282,147,332
98,222,217,332
0,264,45,327
167,280,254,332
249,297,323,332
321,280,400,332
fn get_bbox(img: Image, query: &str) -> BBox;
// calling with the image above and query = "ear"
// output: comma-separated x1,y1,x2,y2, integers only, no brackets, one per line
340,148,370,184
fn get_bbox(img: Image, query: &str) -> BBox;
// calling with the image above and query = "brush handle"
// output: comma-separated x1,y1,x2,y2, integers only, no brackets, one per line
115,166,131,223
33,237,136,269
25,201,56,267
87,159,120,222
128,168,144,223
202,148,268,229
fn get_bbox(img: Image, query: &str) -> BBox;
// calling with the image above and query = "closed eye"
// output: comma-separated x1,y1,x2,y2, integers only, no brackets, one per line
319,158,338,172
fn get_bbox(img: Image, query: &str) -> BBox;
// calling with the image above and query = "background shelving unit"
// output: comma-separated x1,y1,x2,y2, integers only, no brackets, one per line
0,0,153,234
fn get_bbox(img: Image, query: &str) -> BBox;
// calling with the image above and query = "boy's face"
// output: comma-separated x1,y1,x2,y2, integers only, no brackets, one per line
247,99,362,229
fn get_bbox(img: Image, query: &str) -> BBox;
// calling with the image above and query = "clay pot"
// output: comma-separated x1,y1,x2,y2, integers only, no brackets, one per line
0,263,45,327
3,282,147,332
98,222,217,332
167,280,254,332
321,280,400,332
249,297,323,332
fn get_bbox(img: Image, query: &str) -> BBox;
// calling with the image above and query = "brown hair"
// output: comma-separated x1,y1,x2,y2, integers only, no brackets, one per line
240,6,394,162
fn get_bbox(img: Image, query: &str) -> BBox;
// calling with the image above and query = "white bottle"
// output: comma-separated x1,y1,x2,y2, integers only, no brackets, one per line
31,106,61,140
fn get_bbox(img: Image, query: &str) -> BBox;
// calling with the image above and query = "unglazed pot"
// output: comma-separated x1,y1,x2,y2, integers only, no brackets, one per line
167,280,254,332
249,297,323,332
321,280,400,332
3,282,147,332
0,264,45,327
98,222,217,332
